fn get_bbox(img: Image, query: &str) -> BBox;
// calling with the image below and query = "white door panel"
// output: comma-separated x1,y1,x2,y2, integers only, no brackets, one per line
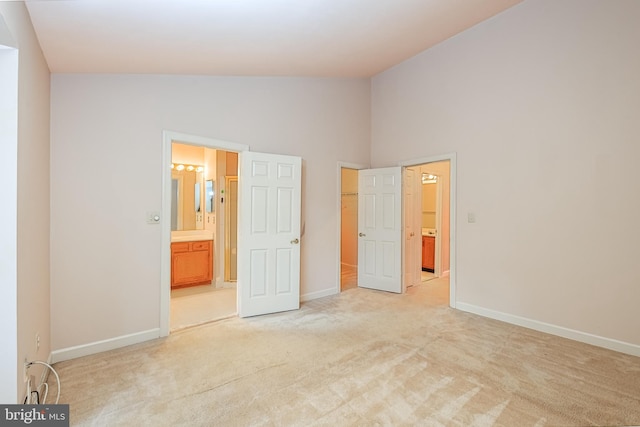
357,167,402,293
403,167,421,288
238,152,301,317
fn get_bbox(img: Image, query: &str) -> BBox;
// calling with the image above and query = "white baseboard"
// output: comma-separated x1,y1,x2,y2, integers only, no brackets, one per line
301,287,338,302
50,329,160,363
456,302,640,357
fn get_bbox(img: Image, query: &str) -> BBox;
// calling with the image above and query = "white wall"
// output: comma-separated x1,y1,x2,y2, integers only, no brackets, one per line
0,21,19,404
372,0,640,351
0,3,51,402
50,75,370,352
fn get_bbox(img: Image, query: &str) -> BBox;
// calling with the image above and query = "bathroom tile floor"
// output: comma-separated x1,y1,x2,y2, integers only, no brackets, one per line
421,271,436,281
170,285,236,331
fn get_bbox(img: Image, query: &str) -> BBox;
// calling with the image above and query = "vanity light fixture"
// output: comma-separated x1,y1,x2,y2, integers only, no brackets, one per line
422,173,438,184
171,163,205,173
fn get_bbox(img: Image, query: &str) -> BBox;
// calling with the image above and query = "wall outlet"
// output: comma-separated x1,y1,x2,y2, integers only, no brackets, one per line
35,333,40,352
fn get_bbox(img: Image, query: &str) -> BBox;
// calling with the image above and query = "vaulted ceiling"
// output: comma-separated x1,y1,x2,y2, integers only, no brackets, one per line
24,0,522,77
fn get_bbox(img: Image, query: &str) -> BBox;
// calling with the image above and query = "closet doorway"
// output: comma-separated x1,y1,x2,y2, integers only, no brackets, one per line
340,167,359,291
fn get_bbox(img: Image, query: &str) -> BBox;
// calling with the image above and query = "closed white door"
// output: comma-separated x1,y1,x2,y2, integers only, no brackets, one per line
357,167,402,293
238,152,301,317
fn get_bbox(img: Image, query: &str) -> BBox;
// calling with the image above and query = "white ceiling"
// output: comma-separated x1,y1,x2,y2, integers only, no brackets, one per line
24,0,522,78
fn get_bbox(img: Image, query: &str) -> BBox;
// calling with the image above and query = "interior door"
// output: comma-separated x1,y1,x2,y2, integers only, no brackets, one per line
238,151,302,317
357,167,402,293
403,167,422,288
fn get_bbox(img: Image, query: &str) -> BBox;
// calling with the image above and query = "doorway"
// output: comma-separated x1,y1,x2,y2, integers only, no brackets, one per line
162,132,304,334
405,161,451,294
337,154,456,307
168,142,239,330
161,132,249,336
340,168,358,291
337,162,367,292
400,154,456,307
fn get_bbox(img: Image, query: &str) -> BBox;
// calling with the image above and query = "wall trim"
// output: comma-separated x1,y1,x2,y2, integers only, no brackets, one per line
301,287,337,303
456,302,640,357
50,329,160,364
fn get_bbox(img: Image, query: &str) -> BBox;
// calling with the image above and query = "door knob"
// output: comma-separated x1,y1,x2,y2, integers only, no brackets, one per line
291,238,299,244
359,232,366,237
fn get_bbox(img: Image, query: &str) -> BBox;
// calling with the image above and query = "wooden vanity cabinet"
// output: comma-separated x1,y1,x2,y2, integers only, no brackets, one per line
171,240,213,289
422,236,435,272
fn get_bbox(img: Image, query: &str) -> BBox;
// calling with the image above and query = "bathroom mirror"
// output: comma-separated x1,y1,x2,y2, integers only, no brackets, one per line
205,180,215,213
171,167,204,231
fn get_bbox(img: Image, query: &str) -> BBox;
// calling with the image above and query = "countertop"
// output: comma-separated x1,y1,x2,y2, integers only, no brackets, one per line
422,228,436,237
171,230,214,243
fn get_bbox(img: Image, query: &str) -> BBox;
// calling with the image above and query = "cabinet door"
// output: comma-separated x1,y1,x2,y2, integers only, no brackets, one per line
422,236,435,271
422,237,428,268
191,241,213,282
171,241,213,288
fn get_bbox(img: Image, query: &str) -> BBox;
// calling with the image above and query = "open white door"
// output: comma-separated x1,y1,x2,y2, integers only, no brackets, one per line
238,152,301,317
357,167,402,293
403,167,422,289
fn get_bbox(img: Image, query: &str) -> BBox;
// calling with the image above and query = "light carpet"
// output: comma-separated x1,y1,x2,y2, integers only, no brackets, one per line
52,278,640,426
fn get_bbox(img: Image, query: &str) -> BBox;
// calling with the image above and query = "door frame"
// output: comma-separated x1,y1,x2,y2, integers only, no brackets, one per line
224,176,238,283
399,153,457,308
160,131,249,337
336,161,368,293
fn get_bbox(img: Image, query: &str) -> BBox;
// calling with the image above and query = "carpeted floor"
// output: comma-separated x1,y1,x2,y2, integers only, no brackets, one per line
52,278,640,426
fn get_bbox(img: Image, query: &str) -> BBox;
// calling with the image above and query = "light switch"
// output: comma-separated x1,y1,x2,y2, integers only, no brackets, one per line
146,211,161,224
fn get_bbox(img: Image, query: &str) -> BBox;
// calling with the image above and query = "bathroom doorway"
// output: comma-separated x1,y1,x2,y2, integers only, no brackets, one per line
168,142,239,331
402,157,453,306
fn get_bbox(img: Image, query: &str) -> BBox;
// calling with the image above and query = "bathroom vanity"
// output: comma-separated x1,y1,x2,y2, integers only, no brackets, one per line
170,229,214,289
171,239,213,288
422,229,436,272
